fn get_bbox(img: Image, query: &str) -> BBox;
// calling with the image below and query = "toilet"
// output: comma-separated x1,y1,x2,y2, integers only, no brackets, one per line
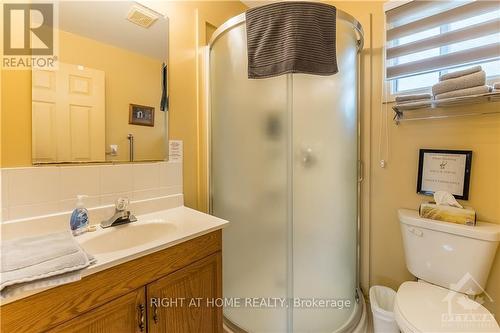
396,209,500,332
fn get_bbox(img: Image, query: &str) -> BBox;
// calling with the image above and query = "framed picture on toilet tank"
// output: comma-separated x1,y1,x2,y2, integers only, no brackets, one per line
417,149,472,200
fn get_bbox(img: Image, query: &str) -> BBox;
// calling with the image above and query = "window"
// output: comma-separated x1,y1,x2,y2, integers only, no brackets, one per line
384,1,500,95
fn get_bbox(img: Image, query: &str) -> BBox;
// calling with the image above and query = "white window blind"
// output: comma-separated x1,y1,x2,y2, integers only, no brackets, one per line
385,0,500,81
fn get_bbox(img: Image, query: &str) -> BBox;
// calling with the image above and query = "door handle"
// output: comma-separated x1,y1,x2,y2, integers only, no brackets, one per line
358,160,363,183
301,147,315,167
138,304,145,332
152,302,159,324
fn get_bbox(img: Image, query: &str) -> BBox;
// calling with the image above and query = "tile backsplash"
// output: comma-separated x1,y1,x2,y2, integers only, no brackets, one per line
1,161,182,221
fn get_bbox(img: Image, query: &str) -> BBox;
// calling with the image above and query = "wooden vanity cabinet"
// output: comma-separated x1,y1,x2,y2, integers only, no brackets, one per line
0,231,222,333
147,253,222,333
47,253,222,333
47,288,146,333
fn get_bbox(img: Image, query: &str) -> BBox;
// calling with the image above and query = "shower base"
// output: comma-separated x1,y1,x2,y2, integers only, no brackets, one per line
222,292,368,333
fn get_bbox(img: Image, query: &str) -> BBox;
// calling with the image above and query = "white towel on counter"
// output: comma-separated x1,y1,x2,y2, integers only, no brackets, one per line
395,93,432,103
439,65,482,81
0,270,83,299
0,231,95,298
432,70,486,96
493,82,500,91
435,85,491,100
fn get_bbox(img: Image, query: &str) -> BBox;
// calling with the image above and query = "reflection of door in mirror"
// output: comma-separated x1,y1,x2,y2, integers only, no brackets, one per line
32,63,105,163
30,1,168,164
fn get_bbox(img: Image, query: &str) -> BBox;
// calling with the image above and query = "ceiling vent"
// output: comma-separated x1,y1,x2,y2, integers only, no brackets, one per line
126,4,160,28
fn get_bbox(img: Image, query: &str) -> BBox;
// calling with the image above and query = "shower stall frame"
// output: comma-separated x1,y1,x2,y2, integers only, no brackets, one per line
207,10,365,333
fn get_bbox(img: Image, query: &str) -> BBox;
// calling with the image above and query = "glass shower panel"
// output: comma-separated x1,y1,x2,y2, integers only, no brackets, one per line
210,23,290,332
291,20,359,332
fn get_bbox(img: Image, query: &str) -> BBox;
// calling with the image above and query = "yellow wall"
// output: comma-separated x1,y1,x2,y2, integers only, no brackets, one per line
1,29,165,165
2,0,499,317
1,70,31,166
59,30,166,162
169,2,500,317
329,0,500,316
1,0,247,198
149,1,248,209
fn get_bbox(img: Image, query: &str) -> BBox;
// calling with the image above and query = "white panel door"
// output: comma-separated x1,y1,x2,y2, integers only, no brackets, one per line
32,63,105,163
61,64,105,161
32,70,58,162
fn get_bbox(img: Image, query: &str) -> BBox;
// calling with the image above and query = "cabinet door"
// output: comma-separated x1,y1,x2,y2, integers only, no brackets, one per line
147,252,222,333
48,288,146,333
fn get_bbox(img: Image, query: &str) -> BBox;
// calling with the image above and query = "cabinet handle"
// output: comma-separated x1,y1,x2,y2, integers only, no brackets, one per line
152,302,159,324
138,304,145,332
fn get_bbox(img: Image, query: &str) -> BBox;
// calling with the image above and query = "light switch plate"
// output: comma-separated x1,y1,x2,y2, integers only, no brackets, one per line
110,145,118,156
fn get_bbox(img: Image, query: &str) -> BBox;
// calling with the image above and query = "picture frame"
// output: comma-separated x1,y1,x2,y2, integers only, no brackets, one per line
417,149,472,200
129,104,155,127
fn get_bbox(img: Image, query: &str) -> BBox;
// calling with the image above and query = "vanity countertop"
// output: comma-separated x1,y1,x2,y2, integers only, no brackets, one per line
1,206,229,305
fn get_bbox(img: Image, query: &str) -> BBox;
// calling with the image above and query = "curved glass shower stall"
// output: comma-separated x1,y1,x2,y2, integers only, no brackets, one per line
209,9,363,333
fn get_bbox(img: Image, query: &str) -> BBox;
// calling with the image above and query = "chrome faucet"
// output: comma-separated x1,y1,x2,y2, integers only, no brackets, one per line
101,197,137,228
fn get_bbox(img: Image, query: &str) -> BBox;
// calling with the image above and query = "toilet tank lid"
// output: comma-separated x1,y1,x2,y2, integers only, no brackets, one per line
398,209,500,242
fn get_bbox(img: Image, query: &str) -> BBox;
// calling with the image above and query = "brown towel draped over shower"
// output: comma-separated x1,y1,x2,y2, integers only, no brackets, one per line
245,2,337,79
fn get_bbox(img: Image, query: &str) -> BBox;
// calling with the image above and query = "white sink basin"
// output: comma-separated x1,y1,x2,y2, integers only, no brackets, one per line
0,206,230,305
80,222,176,254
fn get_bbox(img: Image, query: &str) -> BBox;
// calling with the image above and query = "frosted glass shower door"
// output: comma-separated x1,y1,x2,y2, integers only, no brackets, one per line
291,19,359,332
210,23,290,332
210,13,360,333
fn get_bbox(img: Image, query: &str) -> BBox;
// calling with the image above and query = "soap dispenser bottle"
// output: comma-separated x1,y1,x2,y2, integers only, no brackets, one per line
70,195,89,235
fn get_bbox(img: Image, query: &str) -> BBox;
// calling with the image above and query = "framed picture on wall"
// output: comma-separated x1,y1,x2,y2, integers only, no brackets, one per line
417,149,473,200
129,104,155,127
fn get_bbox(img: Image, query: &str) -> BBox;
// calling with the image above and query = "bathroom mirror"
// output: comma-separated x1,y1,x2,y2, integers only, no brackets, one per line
31,1,169,164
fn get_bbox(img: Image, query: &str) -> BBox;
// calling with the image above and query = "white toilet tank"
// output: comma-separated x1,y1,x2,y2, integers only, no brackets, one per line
398,209,500,295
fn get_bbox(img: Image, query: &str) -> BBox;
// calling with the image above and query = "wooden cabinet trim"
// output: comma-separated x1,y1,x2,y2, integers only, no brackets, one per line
147,252,222,333
1,230,222,333
47,288,146,333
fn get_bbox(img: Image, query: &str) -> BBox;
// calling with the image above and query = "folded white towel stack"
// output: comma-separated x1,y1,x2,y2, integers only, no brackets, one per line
394,93,432,108
438,65,482,81
0,231,95,298
398,100,432,108
432,66,488,99
395,93,432,104
432,70,486,96
435,85,491,100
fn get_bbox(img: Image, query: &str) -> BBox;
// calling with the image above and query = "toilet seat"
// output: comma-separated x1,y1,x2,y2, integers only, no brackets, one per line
395,281,500,333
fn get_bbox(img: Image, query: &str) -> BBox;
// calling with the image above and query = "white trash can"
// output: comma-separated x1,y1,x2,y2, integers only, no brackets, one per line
369,286,400,333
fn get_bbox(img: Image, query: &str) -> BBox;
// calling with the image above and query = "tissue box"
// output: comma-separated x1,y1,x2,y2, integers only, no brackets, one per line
419,202,476,226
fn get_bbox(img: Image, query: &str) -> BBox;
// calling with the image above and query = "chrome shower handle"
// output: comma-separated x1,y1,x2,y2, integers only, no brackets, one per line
301,147,314,167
